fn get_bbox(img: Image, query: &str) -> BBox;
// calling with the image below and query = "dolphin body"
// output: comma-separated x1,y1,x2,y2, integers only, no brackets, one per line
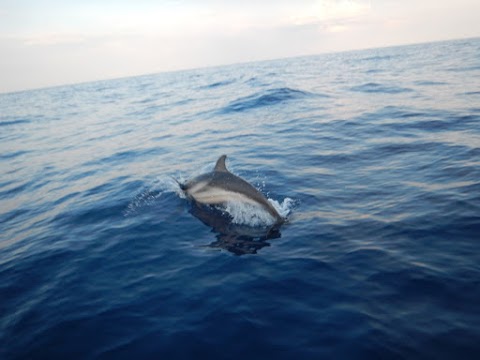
180,155,284,225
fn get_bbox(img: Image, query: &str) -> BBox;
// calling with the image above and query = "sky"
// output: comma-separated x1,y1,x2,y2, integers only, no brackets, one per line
1,0,480,93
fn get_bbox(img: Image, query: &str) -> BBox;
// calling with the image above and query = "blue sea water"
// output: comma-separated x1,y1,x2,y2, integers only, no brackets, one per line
1,37,480,359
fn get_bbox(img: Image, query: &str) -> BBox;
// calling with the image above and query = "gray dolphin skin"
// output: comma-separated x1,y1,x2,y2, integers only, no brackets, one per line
181,155,284,225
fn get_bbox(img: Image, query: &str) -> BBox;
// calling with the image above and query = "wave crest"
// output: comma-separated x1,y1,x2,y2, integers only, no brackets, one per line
222,87,314,113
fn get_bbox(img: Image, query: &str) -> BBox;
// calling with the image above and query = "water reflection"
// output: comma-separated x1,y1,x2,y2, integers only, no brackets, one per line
190,204,282,255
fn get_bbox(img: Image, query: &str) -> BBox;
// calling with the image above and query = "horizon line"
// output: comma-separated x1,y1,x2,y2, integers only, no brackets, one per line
1,35,478,96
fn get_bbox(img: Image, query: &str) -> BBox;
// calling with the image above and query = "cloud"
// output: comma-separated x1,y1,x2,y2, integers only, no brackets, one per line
286,0,372,34
291,0,371,25
3,1,372,43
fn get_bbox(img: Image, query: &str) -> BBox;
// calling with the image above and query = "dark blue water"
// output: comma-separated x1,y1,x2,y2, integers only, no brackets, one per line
1,37,480,359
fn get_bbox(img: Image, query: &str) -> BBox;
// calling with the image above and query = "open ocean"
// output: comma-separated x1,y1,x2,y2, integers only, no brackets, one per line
1,37,480,359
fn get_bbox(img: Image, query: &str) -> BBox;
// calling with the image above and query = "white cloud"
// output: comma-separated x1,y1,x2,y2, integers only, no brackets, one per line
291,0,371,25
286,0,373,35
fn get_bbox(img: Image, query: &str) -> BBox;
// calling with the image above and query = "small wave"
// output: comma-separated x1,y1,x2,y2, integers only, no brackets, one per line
383,113,480,132
350,82,413,94
221,87,314,113
0,150,30,160
92,148,168,166
360,55,393,62
0,181,33,198
367,105,427,120
245,76,257,83
445,65,480,72
368,141,443,157
0,119,31,127
414,80,449,86
199,79,236,89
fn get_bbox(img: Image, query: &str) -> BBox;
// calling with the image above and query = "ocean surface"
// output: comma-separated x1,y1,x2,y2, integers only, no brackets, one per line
1,37,480,359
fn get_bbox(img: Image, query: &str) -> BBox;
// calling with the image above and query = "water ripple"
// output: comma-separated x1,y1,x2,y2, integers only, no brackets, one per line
0,119,31,127
350,82,414,94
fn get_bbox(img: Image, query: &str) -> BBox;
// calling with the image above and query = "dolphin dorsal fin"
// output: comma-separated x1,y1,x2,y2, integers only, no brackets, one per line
214,155,228,172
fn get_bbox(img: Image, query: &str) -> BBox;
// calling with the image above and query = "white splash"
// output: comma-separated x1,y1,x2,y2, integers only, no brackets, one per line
124,175,184,216
269,197,295,218
222,196,294,227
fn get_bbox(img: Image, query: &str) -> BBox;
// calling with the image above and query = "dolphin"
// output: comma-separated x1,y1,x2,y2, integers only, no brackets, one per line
180,155,284,225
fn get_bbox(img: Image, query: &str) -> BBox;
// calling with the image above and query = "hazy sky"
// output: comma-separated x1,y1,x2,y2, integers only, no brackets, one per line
1,0,480,93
